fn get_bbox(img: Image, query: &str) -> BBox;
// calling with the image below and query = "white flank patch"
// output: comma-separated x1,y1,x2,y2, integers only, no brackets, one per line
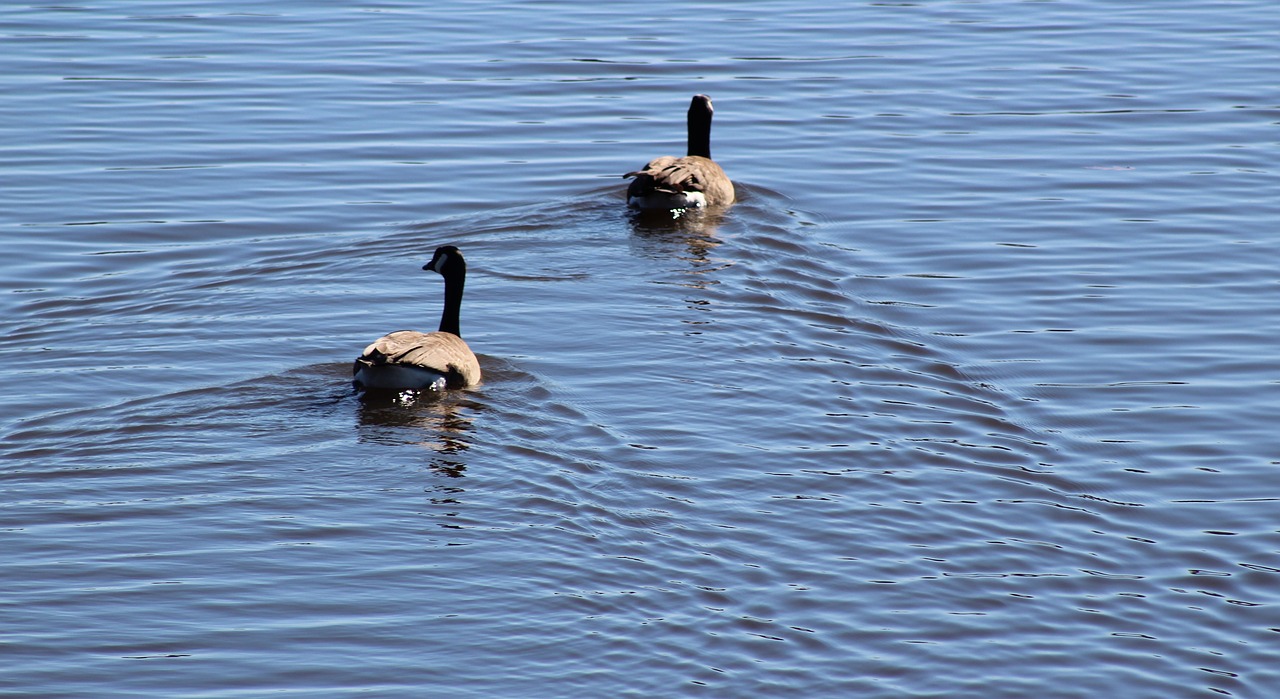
628,191,706,211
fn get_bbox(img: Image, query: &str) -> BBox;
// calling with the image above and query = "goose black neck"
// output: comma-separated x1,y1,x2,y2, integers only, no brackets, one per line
438,267,465,337
687,100,712,159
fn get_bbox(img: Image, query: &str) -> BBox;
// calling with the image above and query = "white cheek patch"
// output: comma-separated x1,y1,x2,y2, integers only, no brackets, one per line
430,255,446,273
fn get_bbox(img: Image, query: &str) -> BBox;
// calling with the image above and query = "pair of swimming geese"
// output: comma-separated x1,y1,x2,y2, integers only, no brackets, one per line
353,94,733,392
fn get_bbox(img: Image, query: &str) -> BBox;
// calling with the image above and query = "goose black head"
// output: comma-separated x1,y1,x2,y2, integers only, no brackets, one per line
424,245,464,275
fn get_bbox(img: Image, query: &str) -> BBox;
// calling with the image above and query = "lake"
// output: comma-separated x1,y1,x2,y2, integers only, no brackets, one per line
3,1,1279,696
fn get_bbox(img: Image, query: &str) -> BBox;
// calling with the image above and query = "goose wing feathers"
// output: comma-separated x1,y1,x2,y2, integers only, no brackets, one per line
624,155,733,207
626,156,690,193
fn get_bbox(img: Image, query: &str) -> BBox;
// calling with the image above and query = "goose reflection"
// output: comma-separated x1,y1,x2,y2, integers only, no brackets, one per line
356,390,480,475
626,203,729,270
624,203,736,341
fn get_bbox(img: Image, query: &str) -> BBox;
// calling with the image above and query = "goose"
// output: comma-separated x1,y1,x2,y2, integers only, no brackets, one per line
624,94,735,211
352,245,481,391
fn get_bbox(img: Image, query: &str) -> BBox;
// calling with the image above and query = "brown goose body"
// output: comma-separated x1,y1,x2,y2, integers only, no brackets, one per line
354,330,479,390
624,94,734,211
353,245,481,391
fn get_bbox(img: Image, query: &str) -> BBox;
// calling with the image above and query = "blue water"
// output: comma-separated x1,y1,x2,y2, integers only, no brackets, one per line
3,2,1279,696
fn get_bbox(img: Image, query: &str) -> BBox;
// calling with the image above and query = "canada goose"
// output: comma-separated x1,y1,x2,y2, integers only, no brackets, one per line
624,94,735,211
352,245,481,391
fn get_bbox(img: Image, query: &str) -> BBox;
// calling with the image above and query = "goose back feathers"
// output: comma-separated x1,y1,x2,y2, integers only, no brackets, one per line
353,245,481,391
624,94,734,211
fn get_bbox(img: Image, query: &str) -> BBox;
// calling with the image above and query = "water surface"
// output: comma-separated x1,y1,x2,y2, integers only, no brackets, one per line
3,2,1279,696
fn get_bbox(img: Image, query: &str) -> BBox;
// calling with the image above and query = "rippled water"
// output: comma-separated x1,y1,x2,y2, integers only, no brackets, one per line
4,2,1279,696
